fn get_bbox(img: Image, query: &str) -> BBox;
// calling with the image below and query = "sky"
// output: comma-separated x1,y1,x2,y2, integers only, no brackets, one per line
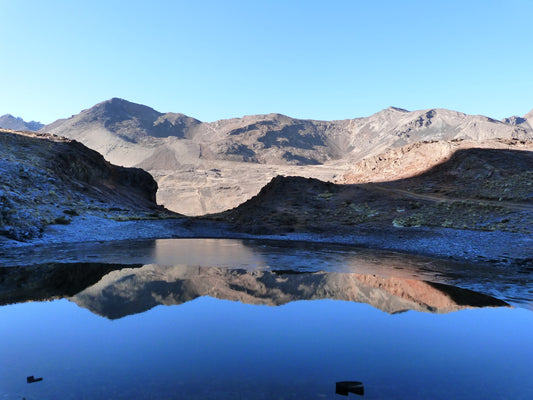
1,0,532,124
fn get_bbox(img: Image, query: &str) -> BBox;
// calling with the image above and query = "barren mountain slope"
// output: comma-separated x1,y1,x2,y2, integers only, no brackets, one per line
40,99,533,215
503,108,533,131
342,138,533,183
214,147,533,235
0,128,171,241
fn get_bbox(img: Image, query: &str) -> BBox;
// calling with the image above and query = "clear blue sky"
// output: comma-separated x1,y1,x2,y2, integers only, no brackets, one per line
1,0,532,124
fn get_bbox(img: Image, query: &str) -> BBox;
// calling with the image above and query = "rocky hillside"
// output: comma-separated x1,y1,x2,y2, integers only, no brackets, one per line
214,147,533,235
503,109,533,131
0,128,173,242
0,114,43,131
342,137,533,183
39,98,533,215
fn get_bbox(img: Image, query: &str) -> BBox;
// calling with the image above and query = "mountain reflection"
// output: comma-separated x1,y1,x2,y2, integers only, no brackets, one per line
0,262,509,319
71,264,509,318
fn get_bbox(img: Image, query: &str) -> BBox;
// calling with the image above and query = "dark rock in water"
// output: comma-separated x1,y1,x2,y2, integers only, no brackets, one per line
26,376,43,383
336,381,364,396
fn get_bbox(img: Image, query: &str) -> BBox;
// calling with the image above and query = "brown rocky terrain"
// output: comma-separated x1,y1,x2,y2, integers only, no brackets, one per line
2,101,532,266
0,128,176,242
213,146,533,236
341,138,533,183
40,98,533,215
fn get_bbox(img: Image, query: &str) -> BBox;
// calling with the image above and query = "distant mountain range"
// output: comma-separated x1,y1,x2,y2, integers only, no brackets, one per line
0,114,43,131
5,98,533,215
40,98,533,168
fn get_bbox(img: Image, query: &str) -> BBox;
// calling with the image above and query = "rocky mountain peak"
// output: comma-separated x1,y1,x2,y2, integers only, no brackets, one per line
387,106,409,113
84,97,162,125
503,115,527,125
0,114,44,131
38,98,533,215
42,98,201,142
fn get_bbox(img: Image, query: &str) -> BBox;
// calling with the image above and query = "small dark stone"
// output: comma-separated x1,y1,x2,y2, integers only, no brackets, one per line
27,376,43,383
336,381,364,396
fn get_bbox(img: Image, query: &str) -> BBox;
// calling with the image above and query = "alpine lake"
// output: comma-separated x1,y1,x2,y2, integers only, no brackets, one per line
1,238,532,400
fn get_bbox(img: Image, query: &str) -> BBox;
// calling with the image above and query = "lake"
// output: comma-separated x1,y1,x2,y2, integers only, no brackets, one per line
1,238,532,399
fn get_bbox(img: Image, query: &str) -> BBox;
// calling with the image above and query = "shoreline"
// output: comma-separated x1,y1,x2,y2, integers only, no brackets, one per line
1,216,532,267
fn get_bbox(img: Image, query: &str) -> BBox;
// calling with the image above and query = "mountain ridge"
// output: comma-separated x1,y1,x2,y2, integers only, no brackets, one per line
0,128,170,241
0,114,44,131
36,98,533,215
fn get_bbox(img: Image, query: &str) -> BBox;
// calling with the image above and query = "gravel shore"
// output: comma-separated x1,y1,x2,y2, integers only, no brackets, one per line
1,216,531,267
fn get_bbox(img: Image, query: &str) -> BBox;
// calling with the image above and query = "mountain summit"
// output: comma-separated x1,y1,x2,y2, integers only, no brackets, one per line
0,114,43,131
44,98,202,142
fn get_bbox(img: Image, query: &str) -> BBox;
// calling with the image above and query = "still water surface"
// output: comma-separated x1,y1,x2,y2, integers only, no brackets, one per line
1,239,532,399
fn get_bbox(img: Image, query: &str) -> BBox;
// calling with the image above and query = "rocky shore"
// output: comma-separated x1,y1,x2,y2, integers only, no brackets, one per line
1,214,531,269
0,128,531,270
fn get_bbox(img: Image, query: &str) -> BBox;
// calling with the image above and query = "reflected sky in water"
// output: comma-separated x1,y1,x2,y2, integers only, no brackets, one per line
1,238,532,399
1,297,532,400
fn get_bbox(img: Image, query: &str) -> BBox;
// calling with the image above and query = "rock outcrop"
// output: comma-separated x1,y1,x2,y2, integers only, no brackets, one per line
0,128,169,241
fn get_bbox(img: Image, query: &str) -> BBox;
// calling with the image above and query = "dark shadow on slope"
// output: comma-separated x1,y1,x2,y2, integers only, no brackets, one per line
381,147,533,202
213,148,532,235
425,281,509,308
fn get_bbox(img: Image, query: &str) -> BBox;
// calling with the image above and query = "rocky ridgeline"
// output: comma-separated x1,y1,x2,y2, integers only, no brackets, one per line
0,114,43,131
37,98,533,215
0,129,169,241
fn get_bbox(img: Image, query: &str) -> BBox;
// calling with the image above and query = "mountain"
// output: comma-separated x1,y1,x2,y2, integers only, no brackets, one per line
69,264,508,318
40,99,533,215
217,147,533,235
502,108,533,131
0,128,169,241
0,114,43,131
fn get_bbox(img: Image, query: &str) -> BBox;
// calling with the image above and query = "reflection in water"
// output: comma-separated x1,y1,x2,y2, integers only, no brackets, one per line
0,262,509,319
2,297,532,400
0,239,532,400
1,238,531,308
70,264,510,318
